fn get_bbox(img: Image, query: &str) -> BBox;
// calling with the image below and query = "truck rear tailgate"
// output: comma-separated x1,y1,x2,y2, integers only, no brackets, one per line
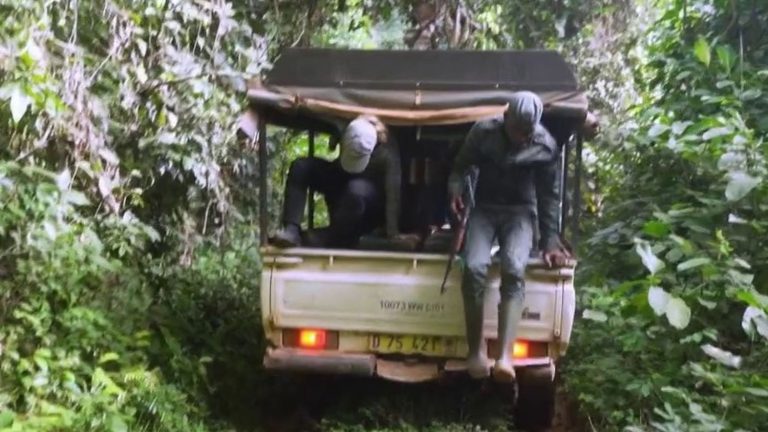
262,248,575,348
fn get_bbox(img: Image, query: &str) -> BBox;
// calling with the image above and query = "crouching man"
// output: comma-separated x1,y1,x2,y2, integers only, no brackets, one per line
448,91,570,381
274,115,412,249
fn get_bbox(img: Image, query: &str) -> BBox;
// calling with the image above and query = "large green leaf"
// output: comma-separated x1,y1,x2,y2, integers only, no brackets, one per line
725,171,761,201
665,248,684,263
701,344,742,368
98,352,120,364
109,415,129,432
737,290,768,308
648,286,669,316
677,257,711,272
716,45,735,70
647,123,668,138
718,152,745,171
665,297,691,329
693,37,711,66
702,126,731,140
55,168,71,191
10,87,31,123
744,388,768,397
0,411,14,428
62,190,90,206
643,220,669,237
742,306,768,340
740,89,763,101
582,309,608,322
635,241,665,275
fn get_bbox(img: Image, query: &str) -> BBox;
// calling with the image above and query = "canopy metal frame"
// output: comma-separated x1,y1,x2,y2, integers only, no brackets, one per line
251,48,588,250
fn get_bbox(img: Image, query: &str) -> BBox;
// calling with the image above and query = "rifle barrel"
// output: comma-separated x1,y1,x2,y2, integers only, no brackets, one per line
439,259,452,294
440,172,474,294
440,207,470,294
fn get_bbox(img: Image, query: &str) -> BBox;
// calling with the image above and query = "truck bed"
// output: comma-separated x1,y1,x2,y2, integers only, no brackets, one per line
261,247,575,362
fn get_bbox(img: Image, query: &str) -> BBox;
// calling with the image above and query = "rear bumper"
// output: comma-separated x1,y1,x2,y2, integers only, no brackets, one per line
263,348,376,376
263,348,554,382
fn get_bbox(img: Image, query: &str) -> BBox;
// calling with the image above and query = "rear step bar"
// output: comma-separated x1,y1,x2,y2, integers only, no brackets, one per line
264,348,554,383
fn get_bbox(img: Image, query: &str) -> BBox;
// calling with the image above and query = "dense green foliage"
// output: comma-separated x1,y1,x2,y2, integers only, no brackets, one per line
1,0,767,431
565,0,768,430
1,0,264,430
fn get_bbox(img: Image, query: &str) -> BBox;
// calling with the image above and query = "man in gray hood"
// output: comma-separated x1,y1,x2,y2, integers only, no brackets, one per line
448,91,570,381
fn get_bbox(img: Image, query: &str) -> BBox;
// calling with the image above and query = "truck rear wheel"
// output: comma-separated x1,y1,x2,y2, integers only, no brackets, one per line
513,366,556,431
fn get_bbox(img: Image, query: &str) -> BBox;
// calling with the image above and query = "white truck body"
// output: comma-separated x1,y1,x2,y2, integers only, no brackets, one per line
248,48,589,429
261,247,575,383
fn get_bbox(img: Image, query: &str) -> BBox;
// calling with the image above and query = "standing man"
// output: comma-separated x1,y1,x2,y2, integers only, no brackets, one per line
448,91,570,381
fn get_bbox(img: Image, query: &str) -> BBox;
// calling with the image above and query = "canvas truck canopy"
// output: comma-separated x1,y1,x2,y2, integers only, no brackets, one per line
247,48,589,129
247,48,591,249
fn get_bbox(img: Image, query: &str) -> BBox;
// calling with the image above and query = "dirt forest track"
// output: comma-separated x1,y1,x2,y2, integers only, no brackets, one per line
222,372,585,432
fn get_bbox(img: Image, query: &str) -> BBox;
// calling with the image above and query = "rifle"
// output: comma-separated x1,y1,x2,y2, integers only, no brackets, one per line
440,172,476,294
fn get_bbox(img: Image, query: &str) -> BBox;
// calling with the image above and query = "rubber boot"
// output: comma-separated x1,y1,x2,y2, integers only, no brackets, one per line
492,295,524,382
463,292,490,379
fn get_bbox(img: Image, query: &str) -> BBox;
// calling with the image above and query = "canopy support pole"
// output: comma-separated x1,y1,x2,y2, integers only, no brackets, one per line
259,114,268,246
560,139,570,236
571,133,584,247
308,130,316,229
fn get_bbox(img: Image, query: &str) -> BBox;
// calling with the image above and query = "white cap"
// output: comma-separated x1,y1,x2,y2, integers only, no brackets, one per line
340,117,377,173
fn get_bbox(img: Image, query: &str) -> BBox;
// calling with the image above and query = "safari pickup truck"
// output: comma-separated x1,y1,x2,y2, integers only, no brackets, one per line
244,48,589,430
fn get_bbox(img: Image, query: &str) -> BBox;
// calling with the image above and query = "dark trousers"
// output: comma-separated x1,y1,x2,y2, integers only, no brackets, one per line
282,157,384,248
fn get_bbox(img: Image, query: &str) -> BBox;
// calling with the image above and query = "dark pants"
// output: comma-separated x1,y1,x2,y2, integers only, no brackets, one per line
282,157,384,248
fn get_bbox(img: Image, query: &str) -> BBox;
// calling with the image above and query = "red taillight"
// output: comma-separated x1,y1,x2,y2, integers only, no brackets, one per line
298,329,327,349
488,339,545,359
513,341,530,358
282,329,339,350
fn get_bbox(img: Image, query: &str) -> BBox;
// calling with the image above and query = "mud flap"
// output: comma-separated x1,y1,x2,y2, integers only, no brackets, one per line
514,365,556,431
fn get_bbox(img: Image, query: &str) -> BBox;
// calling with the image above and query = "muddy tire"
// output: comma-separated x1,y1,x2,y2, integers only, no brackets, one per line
513,366,556,431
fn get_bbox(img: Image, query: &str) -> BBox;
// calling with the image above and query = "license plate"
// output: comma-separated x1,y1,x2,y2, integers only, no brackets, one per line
369,334,461,357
